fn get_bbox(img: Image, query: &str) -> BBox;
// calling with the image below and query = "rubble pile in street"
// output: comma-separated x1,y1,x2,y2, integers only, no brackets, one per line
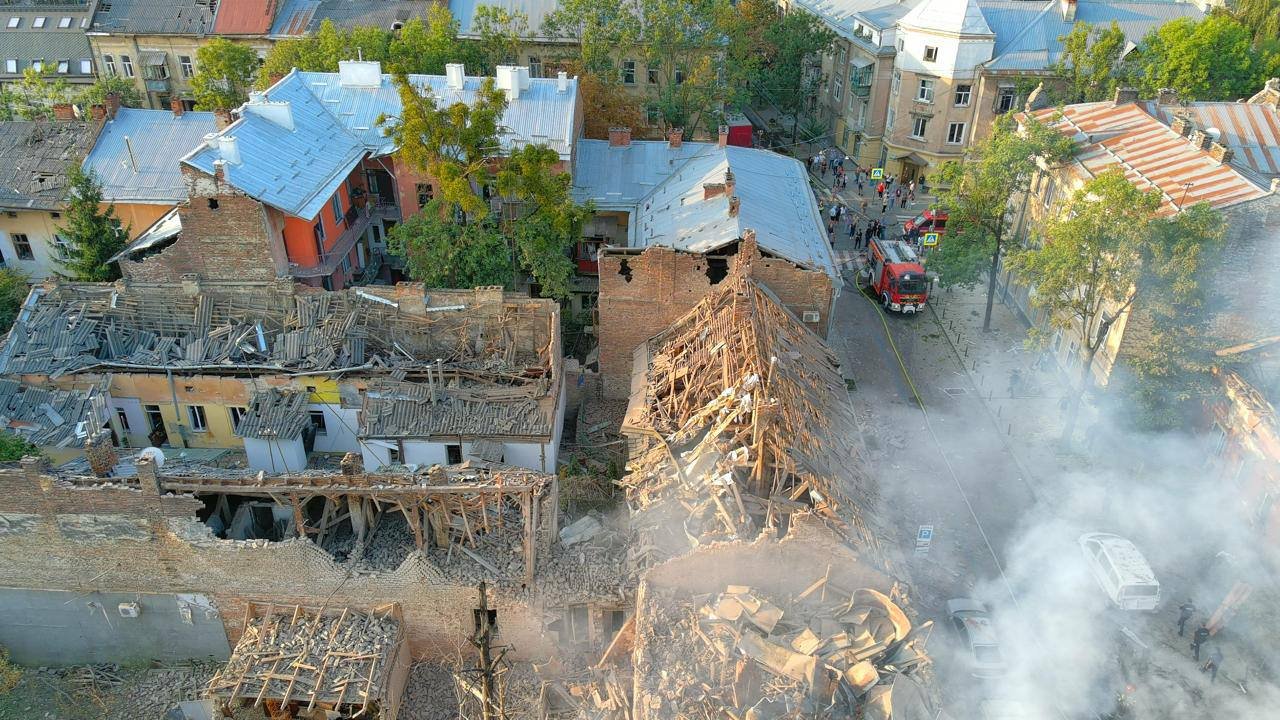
637,581,930,719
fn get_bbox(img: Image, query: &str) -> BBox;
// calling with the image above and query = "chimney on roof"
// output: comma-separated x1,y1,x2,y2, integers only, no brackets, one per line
89,104,106,121
244,94,294,130
1060,0,1077,21
703,182,726,200
724,169,735,198
1170,115,1195,137
556,70,568,94
218,136,241,165
1209,141,1234,165
446,63,465,90
608,127,631,147
104,92,121,120
667,127,683,148
213,108,233,130
728,195,740,217
84,430,117,478
1112,87,1139,106
495,65,530,100
718,124,729,148
1189,128,1213,150
213,159,226,184
337,59,383,88
1157,87,1179,105
170,96,185,117
52,103,75,121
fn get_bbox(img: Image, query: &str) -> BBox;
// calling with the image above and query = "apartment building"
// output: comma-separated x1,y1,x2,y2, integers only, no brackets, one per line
0,0,96,88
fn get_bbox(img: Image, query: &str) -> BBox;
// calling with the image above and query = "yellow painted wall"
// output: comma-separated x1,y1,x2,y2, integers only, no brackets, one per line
108,202,175,239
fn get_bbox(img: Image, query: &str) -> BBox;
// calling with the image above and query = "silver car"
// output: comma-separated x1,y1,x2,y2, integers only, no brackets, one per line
946,598,1007,678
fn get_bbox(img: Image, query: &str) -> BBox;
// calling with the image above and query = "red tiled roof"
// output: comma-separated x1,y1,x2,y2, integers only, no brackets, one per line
213,0,277,34
1027,102,1270,217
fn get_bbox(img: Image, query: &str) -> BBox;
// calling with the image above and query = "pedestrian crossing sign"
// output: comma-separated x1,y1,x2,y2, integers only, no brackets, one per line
870,168,884,180
923,232,940,247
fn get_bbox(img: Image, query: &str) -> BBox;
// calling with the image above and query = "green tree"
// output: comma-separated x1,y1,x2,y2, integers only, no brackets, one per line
471,5,529,73
542,0,641,75
1132,15,1266,101
0,268,30,333
387,201,514,288
0,67,70,120
75,75,144,109
191,38,260,110
381,75,591,298
1051,21,1127,103
57,167,127,282
577,70,645,138
1230,0,1280,47
1006,171,1163,443
755,6,836,140
0,433,39,462
1124,203,1224,429
931,114,1074,331
497,144,593,299
388,7,483,74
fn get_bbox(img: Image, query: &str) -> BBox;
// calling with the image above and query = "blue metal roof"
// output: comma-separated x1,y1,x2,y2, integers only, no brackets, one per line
83,108,217,204
182,65,579,220
981,0,1202,72
183,72,367,220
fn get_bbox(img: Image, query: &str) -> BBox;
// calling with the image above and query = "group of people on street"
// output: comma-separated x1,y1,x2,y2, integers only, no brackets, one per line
825,199,886,251
1179,600,1226,684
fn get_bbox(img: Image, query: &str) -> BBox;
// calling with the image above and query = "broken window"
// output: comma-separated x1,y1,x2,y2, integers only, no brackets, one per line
617,258,633,283
228,406,247,430
187,405,208,432
115,408,130,432
705,258,729,284
10,233,32,261
308,410,327,436
447,444,462,464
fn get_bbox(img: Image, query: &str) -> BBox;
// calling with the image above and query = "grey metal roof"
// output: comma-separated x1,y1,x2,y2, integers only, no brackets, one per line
451,0,561,40
360,378,554,440
0,120,100,211
184,65,579,219
83,108,217,203
779,0,910,43
856,2,916,30
270,0,434,37
0,378,105,448
0,9,94,79
981,0,1202,72
901,0,992,35
235,388,310,440
574,140,839,284
89,0,216,35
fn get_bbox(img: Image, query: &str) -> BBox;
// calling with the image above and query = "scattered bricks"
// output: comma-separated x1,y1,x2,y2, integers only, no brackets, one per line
341,451,363,475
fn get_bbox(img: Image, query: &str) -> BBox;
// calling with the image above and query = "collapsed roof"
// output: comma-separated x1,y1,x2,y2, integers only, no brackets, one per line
619,270,887,569
0,282,558,387
0,378,106,447
0,120,100,211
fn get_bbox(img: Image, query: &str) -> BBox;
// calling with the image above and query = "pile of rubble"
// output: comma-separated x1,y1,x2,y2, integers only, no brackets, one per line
639,581,931,719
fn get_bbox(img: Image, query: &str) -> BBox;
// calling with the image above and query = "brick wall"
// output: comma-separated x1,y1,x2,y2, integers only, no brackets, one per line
0,460,613,661
120,166,286,283
597,237,834,398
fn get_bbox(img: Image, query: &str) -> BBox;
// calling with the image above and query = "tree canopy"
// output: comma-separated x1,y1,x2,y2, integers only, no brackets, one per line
576,71,646,139
56,168,128,282
191,39,260,110
471,5,529,74
0,70,143,121
0,268,29,334
1130,14,1271,101
931,114,1074,330
380,75,590,299
1050,21,1127,103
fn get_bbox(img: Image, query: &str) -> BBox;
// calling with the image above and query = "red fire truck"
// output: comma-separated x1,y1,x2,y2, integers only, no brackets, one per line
903,208,949,238
865,237,929,313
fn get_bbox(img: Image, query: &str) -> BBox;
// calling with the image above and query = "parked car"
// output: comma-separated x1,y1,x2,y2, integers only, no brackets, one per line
1078,533,1161,610
946,598,1007,678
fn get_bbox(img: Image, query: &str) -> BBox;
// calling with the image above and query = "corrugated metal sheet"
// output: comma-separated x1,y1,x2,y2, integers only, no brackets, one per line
84,108,217,203
1029,102,1269,216
212,0,276,34
183,67,579,219
1148,101,1280,180
0,27,94,78
235,388,310,440
596,142,840,283
0,121,99,211
90,0,215,35
982,0,1202,72
270,0,432,37
268,0,318,36
0,378,103,448
572,139,706,209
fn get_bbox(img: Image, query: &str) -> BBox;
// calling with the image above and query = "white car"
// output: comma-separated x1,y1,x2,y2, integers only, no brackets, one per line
946,598,1007,678
1078,533,1160,610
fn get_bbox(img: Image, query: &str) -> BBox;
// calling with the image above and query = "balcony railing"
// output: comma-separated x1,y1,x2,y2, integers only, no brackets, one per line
370,198,401,222
291,205,372,278
144,78,170,93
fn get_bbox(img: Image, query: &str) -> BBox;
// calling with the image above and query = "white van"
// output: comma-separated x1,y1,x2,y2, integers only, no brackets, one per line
1078,533,1161,610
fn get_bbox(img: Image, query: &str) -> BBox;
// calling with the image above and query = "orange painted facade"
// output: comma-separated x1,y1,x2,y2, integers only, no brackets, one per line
278,177,362,289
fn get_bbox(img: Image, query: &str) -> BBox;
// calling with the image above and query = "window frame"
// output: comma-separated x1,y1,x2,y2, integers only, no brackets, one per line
32,16,45,28
4,59,16,74
187,405,208,432
946,121,966,144
997,86,1016,113
313,220,326,256
179,55,193,78
910,116,928,140
647,61,659,84
102,54,115,76
56,60,69,74
330,192,343,225
5,17,18,28
621,59,635,85
915,78,934,103
58,16,72,28
415,182,434,208
79,59,92,74
115,408,131,432
308,410,328,436
954,83,971,107
120,54,134,77
11,233,33,261
228,406,247,429
923,45,938,62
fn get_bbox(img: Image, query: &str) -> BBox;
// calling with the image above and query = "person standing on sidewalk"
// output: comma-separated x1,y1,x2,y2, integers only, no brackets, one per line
876,181,885,199
1178,600,1196,637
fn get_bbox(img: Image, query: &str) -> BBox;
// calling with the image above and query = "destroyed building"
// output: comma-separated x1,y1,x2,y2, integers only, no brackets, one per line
0,450,634,674
0,280,565,473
